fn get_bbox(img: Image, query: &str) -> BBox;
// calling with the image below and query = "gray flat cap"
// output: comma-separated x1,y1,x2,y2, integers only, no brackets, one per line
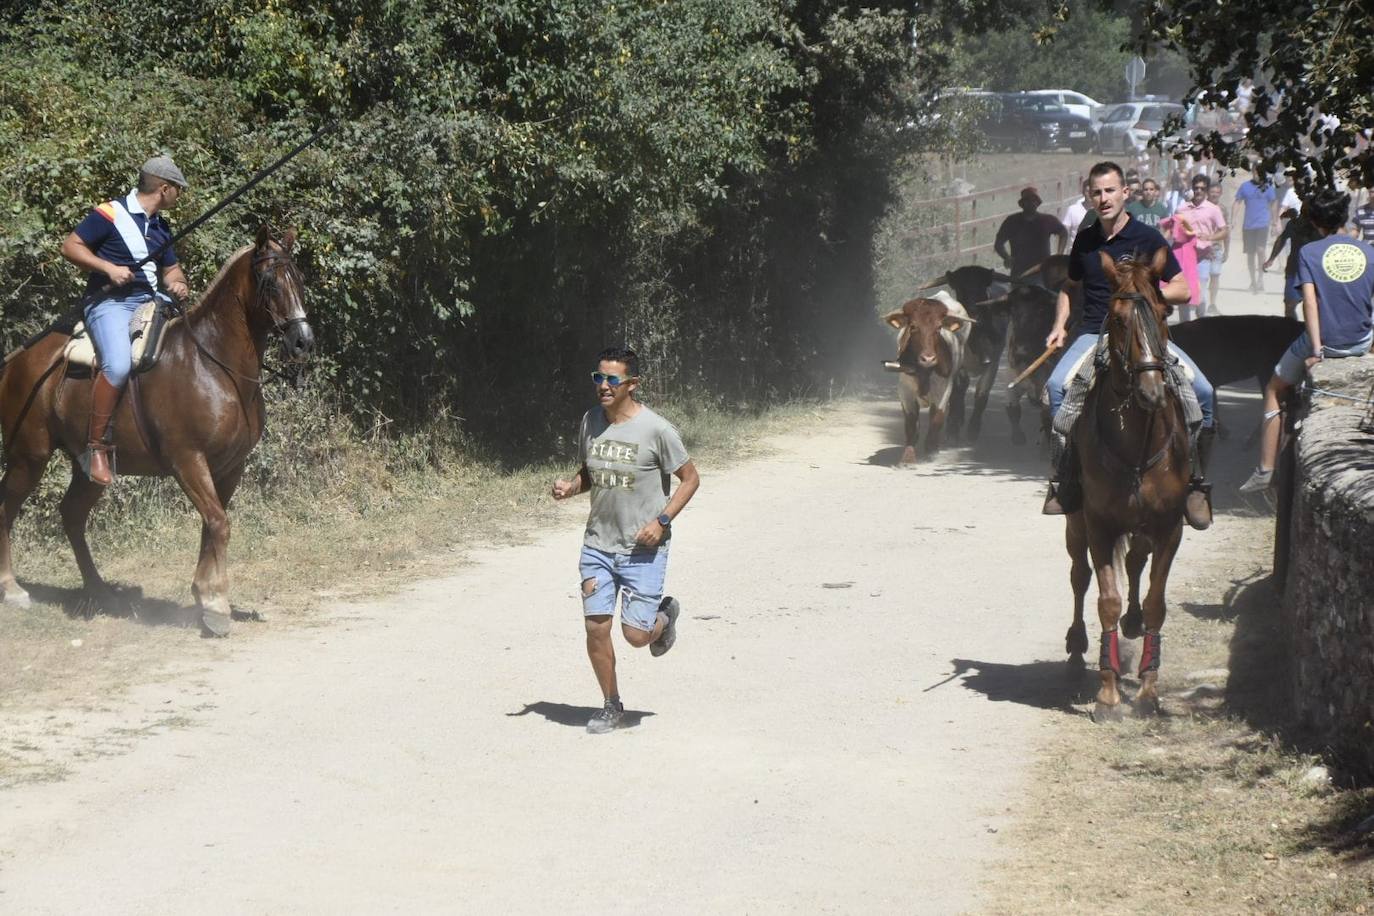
140,155,188,189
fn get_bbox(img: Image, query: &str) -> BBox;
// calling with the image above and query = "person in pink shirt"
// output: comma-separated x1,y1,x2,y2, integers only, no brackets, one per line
1159,210,1202,321
1173,174,1229,315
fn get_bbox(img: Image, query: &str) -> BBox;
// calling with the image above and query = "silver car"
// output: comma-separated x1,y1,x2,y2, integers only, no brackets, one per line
1095,102,1185,154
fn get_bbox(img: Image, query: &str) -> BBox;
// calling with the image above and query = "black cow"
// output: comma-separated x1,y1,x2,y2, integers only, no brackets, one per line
1002,284,1062,445
1169,315,1303,441
1168,316,1303,392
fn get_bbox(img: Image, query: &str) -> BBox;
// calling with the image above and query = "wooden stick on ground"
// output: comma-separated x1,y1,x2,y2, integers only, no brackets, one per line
1007,345,1061,389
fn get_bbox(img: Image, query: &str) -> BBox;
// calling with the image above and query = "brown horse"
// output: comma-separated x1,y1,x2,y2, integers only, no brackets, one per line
0,227,313,636
1063,248,1190,718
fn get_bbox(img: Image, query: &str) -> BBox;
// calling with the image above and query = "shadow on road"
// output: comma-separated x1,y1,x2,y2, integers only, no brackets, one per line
20,580,200,628
506,701,655,729
935,657,1099,716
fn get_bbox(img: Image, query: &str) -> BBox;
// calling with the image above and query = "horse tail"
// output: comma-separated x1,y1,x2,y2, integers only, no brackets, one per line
1112,534,1130,604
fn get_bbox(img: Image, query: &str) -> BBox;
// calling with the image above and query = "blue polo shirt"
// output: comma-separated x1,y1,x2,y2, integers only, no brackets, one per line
1236,180,1276,230
73,191,178,298
1296,234,1374,348
1068,215,1181,335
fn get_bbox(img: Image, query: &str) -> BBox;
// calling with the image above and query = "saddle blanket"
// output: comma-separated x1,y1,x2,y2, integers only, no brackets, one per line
63,300,167,371
1051,335,1202,440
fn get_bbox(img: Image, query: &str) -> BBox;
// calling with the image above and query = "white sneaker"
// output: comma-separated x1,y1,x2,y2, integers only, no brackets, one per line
1238,467,1273,493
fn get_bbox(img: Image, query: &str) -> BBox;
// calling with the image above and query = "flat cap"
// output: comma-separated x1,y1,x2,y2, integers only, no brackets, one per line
140,155,188,189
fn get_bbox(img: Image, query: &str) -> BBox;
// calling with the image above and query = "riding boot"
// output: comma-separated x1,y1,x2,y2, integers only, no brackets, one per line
1184,425,1216,531
1042,432,1082,515
83,373,123,487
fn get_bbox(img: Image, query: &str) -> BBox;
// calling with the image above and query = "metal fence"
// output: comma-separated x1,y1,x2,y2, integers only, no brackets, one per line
902,171,1085,270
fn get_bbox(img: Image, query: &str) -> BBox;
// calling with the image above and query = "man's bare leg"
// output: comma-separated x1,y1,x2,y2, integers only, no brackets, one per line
585,614,618,699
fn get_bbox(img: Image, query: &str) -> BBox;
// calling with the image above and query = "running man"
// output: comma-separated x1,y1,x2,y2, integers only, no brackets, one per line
552,346,701,734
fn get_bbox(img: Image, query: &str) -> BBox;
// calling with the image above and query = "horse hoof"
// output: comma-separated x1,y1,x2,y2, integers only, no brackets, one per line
900,447,917,465
1134,695,1161,717
1092,701,1125,723
200,609,232,638
1065,628,1089,656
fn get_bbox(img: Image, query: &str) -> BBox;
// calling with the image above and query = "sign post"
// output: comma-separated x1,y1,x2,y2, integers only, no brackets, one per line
1124,56,1147,101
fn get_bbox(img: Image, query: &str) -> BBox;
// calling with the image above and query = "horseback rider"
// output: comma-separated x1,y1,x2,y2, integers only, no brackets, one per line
1041,161,1217,530
59,155,190,486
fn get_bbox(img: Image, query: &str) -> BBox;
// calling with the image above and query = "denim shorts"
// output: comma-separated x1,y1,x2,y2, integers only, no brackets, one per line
579,544,670,632
1284,272,1301,303
1274,332,1373,384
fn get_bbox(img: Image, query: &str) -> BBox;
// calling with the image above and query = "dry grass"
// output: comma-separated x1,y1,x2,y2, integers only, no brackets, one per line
986,521,1374,914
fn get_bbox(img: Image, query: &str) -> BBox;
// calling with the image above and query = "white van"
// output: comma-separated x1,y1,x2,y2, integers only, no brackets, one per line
1023,89,1104,124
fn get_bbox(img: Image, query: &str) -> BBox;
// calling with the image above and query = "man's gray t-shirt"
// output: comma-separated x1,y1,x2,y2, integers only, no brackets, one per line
578,405,690,554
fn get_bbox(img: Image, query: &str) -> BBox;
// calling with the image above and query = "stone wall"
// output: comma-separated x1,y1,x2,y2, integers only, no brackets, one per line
1279,354,1374,776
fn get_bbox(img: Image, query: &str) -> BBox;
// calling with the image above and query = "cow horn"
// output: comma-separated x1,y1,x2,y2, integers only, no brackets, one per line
913,272,950,290
1017,261,1045,278
988,270,1033,287
976,294,1010,307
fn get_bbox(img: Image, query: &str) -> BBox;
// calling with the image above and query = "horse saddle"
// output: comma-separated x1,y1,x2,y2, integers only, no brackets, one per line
63,299,176,377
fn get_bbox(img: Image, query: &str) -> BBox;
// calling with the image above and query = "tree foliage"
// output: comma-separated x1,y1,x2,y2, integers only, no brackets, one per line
0,0,946,448
946,1,1187,103
1136,0,1372,192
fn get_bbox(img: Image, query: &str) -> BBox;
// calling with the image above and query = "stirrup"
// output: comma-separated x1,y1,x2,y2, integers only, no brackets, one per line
1042,483,1065,515
78,443,116,485
1185,479,1212,530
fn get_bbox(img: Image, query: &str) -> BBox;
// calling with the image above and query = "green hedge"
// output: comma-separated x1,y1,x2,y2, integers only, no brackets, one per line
1,0,933,450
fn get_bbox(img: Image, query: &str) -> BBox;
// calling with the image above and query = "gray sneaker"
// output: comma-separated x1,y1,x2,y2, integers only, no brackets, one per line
587,698,624,735
650,597,681,657
1238,467,1274,493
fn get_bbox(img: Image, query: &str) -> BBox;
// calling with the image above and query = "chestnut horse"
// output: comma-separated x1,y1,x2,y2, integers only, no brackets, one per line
1063,248,1191,718
0,227,313,636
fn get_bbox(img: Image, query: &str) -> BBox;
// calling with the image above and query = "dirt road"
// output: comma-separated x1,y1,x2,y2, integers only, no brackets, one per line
2,246,1294,913
0,384,1142,913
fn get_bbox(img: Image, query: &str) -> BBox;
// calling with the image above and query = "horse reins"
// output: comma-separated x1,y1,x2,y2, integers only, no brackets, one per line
1099,290,1179,492
181,247,306,388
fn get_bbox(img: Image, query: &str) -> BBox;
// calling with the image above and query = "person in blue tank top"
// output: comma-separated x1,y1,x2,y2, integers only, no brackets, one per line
60,155,190,486
1240,189,1374,493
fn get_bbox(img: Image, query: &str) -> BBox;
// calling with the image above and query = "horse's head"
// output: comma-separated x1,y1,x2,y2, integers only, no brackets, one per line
1099,248,1171,411
251,226,314,363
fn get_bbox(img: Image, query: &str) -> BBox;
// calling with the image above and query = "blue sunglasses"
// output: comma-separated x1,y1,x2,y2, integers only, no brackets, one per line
591,371,635,387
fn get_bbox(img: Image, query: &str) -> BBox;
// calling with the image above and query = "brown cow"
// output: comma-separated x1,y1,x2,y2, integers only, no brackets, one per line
883,291,973,463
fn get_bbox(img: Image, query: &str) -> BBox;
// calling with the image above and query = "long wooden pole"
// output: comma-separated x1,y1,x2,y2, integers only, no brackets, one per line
1006,345,1061,389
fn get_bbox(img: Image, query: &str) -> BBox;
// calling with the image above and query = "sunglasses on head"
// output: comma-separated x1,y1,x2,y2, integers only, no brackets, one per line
591,371,634,387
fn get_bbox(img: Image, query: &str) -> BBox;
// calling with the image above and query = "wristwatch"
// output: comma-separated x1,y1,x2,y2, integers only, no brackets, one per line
656,513,672,527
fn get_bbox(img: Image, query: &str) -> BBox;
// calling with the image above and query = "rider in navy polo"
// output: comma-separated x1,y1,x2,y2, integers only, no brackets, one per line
60,155,190,486
1042,160,1217,530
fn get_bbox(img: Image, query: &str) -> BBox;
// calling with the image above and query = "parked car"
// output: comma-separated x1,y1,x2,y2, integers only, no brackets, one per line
1094,101,1186,154
1022,89,1104,124
979,93,1095,153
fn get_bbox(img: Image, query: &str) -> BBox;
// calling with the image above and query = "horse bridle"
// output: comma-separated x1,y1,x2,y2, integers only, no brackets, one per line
1101,289,1177,488
251,248,309,342
1107,291,1169,399
182,245,308,387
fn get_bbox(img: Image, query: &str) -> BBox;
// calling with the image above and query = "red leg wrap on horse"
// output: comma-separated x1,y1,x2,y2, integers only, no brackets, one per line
1099,628,1120,674
1139,630,1161,674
